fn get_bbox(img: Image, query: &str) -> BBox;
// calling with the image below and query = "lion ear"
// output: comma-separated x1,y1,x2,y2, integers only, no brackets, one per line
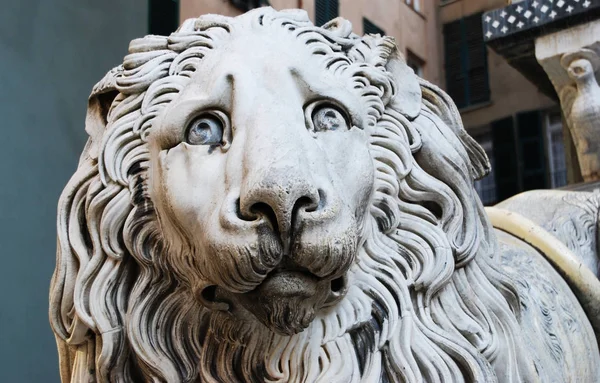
83,66,121,161
419,80,491,180
385,50,422,120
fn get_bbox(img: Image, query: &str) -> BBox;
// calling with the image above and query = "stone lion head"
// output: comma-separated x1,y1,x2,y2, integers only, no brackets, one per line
51,8,530,382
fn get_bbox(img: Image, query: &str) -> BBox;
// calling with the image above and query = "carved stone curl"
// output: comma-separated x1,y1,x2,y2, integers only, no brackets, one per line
51,8,600,382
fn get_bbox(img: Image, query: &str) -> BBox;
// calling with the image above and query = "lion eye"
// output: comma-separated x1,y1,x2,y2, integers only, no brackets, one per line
311,105,348,132
186,114,224,145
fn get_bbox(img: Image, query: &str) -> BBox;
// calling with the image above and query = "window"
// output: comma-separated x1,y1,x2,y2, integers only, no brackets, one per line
149,0,179,36
405,0,421,12
490,116,519,201
443,13,490,109
486,110,557,203
545,111,567,188
516,110,547,191
363,18,385,35
229,0,267,12
473,132,498,205
406,50,425,77
315,0,339,27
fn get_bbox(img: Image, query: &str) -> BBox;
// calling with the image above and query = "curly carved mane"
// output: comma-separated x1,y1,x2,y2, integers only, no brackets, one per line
50,8,535,382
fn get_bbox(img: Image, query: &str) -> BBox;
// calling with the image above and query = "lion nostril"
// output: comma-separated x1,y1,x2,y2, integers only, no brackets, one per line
235,198,251,221
293,189,322,214
294,196,315,213
250,202,280,235
290,193,319,234
235,198,261,222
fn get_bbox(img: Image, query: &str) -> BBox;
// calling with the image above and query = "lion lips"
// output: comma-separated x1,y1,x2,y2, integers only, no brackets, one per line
204,270,348,335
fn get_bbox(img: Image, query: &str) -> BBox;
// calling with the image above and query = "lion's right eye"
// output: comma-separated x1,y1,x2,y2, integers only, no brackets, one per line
304,100,352,134
312,106,347,132
186,114,224,146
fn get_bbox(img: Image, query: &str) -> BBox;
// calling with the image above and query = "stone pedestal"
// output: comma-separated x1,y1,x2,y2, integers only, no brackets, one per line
536,20,600,182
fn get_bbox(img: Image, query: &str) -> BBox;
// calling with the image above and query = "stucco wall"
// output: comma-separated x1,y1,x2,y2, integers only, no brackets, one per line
339,0,442,84
0,1,147,381
461,48,556,128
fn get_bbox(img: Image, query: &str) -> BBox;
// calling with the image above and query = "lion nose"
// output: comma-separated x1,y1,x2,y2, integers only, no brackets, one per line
238,171,321,248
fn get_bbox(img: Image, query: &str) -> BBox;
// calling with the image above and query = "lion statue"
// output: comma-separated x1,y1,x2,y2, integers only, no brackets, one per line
50,8,600,382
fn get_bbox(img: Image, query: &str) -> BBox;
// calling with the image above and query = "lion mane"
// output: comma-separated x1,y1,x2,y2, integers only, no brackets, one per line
50,8,534,382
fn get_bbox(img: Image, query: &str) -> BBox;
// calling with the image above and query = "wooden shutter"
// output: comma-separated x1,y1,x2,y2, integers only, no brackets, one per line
517,110,547,191
443,20,466,109
443,14,489,109
229,0,264,12
491,116,519,201
316,0,339,27
464,13,490,105
149,0,179,36
363,18,385,35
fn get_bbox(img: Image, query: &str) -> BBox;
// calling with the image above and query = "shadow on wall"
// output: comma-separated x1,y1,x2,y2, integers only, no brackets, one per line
0,0,147,381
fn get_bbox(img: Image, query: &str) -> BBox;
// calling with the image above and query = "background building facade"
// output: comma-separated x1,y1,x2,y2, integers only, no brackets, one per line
440,0,565,205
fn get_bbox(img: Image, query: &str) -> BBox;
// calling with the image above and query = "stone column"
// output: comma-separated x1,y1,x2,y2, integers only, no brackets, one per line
536,20,600,183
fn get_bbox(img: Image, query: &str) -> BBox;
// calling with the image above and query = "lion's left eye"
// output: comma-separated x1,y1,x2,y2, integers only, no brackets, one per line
311,105,348,132
186,114,224,145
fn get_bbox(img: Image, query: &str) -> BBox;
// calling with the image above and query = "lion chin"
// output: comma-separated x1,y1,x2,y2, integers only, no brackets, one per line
50,7,600,383
232,271,327,335
192,245,356,335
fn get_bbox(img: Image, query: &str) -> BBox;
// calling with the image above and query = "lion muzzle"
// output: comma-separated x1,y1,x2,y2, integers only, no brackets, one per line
223,269,347,335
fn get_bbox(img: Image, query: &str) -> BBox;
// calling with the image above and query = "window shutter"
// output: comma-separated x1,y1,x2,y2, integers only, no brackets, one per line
316,0,339,27
149,0,179,36
464,13,490,105
517,110,547,191
443,13,489,109
229,0,265,12
491,116,519,201
363,18,385,35
443,20,466,109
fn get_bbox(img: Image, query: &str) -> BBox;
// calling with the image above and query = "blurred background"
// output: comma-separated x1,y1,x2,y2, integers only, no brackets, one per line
1,0,594,381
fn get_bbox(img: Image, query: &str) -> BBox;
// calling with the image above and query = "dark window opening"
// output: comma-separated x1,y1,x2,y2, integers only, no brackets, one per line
315,0,339,27
229,0,270,12
149,0,179,36
363,17,385,35
485,109,565,204
473,132,498,205
406,50,425,77
546,111,567,188
443,13,490,109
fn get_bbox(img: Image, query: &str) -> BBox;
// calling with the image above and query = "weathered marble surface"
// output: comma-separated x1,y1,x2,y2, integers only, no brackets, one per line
50,8,600,382
498,189,600,276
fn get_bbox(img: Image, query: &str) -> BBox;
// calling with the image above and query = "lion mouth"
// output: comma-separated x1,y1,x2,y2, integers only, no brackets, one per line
240,269,338,335
257,270,320,297
199,265,348,335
